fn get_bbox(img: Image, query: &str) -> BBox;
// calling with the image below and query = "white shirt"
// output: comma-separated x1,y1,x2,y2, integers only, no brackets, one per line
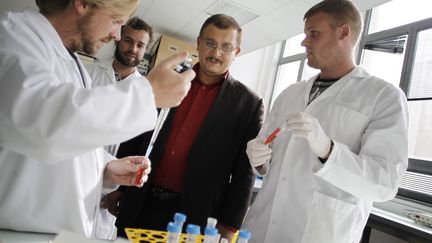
86,59,142,88
0,9,157,238
86,60,143,157
243,67,409,243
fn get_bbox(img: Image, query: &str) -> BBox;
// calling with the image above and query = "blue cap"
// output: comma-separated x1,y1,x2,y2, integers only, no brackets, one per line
186,224,200,235
174,212,187,223
204,226,218,236
167,222,181,233
239,229,251,239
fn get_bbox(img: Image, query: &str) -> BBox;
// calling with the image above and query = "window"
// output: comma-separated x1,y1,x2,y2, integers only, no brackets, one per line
360,35,406,88
368,0,432,34
282,34,305,57
361,0,432,203
271,33,319,105
271,61,300,105
409,29,432,100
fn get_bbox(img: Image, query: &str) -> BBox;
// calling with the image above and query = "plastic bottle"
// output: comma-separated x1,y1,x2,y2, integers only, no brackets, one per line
206,217,217,228
166,222,181,243
205,217,219,242
173,212,187,231
236,229,251,243
203,226,218,243
185,224,200,243
219,238,229,243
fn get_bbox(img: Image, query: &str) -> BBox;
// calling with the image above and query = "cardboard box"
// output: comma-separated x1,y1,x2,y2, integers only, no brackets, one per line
153,35,198,67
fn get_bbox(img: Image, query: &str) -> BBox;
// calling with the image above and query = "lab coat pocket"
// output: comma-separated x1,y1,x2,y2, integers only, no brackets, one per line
326,104,368,152
302,191,359,243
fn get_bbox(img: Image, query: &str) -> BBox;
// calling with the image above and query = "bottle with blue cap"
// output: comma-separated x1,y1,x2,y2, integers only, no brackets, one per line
236,229,251,243
173,212,187,231
185,224,200,243
166,221,181,243
203,225,218,243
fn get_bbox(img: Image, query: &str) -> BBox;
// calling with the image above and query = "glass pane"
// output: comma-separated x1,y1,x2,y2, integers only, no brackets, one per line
408,100,432,161
283,33,305,57
369,0,432,34
301,63,320,81
271,61,300,105
360,47,404,88
408,29,432,99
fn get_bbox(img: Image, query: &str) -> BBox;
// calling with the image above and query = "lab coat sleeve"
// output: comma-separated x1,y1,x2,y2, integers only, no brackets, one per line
0,28,157,164
315,85,409,202
102,151,121,193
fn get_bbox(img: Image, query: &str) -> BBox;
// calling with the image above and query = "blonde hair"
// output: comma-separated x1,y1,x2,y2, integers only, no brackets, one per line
36,0,139,17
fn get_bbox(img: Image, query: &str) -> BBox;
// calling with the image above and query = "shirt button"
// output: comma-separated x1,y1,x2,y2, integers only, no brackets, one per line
171,150,175,155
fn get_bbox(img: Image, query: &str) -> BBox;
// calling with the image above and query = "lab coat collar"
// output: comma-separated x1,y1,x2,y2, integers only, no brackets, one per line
305,66,370,107
23,9,72,61
98,59,115,71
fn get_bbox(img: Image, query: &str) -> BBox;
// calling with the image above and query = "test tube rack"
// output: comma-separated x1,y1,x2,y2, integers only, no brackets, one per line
125,228,205,243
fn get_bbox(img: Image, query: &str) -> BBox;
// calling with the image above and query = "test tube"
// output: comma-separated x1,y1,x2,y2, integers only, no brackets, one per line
203,226,218,243
219,238,229,243
166,222,181,243
173,212,187,231
236,229,251,243
185,224,200,243
206,217,217,228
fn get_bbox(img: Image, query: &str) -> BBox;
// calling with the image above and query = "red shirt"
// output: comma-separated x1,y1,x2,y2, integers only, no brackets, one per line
152,67,224,192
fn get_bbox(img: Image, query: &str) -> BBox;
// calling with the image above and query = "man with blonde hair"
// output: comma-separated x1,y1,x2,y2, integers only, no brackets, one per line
0,0,194,238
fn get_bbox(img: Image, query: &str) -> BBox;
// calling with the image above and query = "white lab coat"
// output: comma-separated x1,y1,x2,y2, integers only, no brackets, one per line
86,59,142,88
0,9,157,238
85,60,143,240
243,67,408,243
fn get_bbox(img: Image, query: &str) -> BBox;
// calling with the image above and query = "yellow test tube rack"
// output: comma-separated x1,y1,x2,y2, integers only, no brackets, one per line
125,228,239,243
125,228,205,243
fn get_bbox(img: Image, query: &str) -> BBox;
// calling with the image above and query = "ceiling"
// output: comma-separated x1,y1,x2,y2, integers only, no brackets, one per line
1,0,391,55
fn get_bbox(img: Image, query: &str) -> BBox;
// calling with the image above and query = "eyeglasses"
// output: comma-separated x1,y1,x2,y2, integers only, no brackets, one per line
199,37,237,54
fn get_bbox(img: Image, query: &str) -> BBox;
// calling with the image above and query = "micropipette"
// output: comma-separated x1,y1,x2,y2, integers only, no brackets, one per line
134,108,170,185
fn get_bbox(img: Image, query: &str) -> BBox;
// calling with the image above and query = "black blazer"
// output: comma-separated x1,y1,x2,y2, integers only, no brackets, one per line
115,74,264,231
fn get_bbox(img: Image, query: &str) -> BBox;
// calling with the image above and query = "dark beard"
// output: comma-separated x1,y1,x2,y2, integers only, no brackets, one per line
115,43,140,67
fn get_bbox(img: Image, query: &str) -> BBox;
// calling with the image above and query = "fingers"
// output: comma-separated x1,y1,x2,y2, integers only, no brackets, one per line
146,52,196,108
105,156,152,187
246,138,272,168
284,112,312,138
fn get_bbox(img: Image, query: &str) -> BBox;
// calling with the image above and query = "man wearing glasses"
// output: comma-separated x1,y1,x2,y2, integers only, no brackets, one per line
104,14,264,241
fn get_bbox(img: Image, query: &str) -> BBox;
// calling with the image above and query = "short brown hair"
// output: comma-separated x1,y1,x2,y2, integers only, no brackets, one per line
304,0,363,45
122,16,153,44
199,14,242,46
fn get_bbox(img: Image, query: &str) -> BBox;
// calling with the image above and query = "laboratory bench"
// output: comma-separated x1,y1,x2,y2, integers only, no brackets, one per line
361,197,432,243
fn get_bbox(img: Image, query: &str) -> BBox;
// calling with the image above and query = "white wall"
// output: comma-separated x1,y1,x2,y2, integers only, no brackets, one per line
230,42,282,116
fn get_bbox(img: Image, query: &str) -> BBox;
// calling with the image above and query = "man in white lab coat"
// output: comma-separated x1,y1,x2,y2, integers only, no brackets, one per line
86,16,153,157
0,0,194,239
243,0,409,242
85,16,153,240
